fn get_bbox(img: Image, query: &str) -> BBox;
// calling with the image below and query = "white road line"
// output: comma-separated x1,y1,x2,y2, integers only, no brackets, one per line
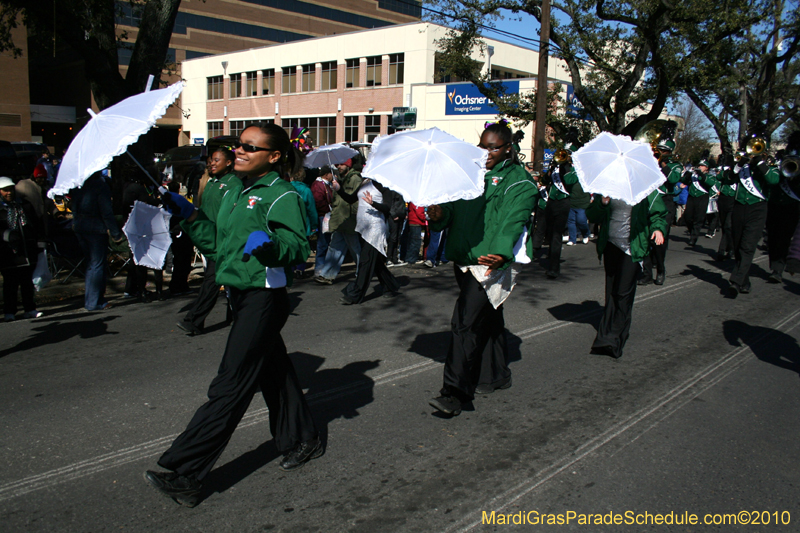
447,306,800,533
0,256,769,502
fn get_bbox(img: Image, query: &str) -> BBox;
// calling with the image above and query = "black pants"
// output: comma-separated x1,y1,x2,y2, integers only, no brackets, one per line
125,265,163,294
684,194,709,244
169,230,194,293
530,205,547,249
158,287,317,481
766,201,800,276
545,197,571,273
592,243,640,359
730,201,768,288
341,238,400,304
183,257,225,330
2,263,36,315
643,195,675,278
386,216,404,263
717,195,735,256
441,266,508,402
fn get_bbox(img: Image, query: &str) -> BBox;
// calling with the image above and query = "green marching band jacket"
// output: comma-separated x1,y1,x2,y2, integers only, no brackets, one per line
586,190,668,263
733,160,780,205
431,160,537,272
715,166,737,197
547,163,578,201
183,171,310,289
682,167,720,198
200,172,242,225
658,159,683,195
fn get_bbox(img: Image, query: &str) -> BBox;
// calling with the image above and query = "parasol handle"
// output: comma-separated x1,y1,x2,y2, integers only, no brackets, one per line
125,150,162,190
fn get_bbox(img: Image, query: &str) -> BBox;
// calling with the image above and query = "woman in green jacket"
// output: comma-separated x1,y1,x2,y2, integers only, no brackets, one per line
586,191,667,359
426,122,537,416
145,123,320,507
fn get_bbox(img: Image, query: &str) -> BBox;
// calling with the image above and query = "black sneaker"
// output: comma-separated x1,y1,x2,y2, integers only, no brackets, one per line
176,321,203,336
339,297,355,305
143,470,201,507
429,395,462,415
475,378,512,395
279,438,323,471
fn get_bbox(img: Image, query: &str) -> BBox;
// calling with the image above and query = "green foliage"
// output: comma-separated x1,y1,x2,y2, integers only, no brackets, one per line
427,0,758,141
681,0,800,154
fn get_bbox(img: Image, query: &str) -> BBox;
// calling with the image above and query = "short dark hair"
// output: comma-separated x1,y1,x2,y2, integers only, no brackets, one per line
246,122,296,177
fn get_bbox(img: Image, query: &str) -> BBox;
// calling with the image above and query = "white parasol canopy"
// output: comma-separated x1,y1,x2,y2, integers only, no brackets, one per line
572,132,665,205
361,127,487,206
49,80,185,198
303,144,358,169
122,201,172,270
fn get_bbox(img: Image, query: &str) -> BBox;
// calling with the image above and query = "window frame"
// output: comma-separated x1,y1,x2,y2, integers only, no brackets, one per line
262,69,275,95
245,71,258,96
301,63,316,93
320,61,338,91
230,73,243,98
346,58,360,89
207,76,223,100
365,56,382,87
388,53,404,85
282,66,297,94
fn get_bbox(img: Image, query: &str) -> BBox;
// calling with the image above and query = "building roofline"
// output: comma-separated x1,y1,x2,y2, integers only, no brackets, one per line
181,20,553,64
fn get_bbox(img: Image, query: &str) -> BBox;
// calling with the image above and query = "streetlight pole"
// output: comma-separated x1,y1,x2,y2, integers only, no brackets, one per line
533,0,551,172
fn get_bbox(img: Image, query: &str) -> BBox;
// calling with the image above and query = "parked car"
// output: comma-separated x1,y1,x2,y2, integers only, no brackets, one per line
0,141,26,179
11,141,49,176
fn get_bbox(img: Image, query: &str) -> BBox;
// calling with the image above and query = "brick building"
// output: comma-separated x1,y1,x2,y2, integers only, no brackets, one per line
180,22,574,161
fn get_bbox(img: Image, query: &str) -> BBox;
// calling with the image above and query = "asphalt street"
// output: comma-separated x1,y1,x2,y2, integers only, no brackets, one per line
1,229,798,532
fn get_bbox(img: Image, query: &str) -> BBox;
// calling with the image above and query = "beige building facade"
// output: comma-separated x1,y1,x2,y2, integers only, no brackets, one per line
181,22,574,160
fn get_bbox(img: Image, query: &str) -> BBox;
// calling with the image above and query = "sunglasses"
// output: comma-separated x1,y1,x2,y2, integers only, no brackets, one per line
478,142,509,154
234,141,276,153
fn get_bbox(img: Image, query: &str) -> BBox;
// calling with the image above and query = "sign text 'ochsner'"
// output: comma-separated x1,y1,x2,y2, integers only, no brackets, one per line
445,81,519,115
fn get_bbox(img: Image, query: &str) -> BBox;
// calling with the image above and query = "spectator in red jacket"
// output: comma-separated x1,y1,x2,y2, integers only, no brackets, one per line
311,166,335,278
399,202,427,265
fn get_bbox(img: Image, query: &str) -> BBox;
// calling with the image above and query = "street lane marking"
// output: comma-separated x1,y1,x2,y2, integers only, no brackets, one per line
447,306,800,533
0,257,770,502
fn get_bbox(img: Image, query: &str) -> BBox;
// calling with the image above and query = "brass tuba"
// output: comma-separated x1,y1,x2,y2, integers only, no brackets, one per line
781,155,800,180
633,119,673,158
553,148,571,164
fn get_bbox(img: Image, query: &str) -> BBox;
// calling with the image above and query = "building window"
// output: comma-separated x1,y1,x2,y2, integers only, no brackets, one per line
388,53,404,85
365,115,381,142
320,61,337,91
262,69,275,95
281,117,337,147
344,116,359,143
208,121,223,139
346,58,360,88
230,73,242,98
245,71,258,96
301,64,316,92
365,56,382,87
230,120,246,138
282,67,297,94
207,76,223,100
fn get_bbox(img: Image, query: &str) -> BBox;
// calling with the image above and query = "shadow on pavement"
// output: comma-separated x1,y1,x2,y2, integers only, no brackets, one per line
546,300,604,331
0,315,120,359
681,264,730,292
196,351,379,505
723,319,800,377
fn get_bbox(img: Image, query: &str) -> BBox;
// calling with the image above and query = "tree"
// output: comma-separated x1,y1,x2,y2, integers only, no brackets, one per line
682,0,800,155
0,0,181,110
671,97,713,163
428,0,757,143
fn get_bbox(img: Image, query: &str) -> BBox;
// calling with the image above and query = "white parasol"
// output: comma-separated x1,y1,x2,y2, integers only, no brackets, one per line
303,144,358,169
361,127,487,206
49,79,184,198
572,132,665,205
122,201,172,270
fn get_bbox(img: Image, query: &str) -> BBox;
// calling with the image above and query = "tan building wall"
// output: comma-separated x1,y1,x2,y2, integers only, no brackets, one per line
181,22,574,152
0,22,31,142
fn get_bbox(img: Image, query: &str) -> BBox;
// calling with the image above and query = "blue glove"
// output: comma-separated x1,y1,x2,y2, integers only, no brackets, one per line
161,191,196,219
242,230,273,262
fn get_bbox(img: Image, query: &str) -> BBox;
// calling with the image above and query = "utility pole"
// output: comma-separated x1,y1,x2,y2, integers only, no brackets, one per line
533,0,551,171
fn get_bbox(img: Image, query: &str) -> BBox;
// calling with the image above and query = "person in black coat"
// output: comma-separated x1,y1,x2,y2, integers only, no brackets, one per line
0,177,42,320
